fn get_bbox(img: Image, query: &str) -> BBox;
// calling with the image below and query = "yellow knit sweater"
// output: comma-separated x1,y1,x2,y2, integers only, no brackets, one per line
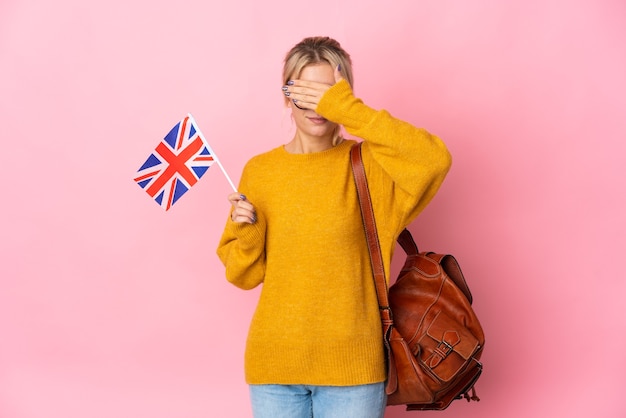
217,79,451,386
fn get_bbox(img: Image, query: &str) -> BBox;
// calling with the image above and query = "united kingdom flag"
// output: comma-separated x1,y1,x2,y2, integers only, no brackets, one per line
134,114,215,211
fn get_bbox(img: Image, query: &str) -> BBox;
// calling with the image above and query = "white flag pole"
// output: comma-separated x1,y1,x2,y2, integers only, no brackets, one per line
187,113,238,193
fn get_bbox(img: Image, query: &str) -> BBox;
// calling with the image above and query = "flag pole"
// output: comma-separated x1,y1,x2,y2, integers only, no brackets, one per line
187,113,238,193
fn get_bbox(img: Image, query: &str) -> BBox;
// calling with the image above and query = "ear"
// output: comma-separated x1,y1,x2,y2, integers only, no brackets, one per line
334,64,344,84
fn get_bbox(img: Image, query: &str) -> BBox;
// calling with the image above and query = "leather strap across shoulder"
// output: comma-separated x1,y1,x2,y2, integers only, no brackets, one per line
350,143,392,318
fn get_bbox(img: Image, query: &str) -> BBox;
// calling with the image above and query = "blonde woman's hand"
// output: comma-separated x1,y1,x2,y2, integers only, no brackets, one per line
282,65,343,111
228,193,257,224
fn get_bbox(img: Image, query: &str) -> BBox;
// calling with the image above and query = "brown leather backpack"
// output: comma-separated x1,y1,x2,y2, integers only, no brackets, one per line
351,143,485,410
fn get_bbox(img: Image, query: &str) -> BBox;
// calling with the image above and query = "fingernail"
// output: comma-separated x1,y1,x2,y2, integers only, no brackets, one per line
281,86,288,92
240,194,246,200
284,91,290,97
337,64,341,72
287,80,294,86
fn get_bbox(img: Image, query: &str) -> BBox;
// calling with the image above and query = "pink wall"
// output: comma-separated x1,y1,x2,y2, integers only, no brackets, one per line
1,0,625,417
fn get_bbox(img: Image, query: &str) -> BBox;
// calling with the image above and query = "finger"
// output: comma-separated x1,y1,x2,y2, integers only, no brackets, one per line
287,88,326,110
227,192,246,205
285,87,323,104
230,199,257,224
228,193,256,210
232,215,256,224
284,80,332,101
287,79,332,90
228,192,256,223
291,98,316,111
231,205,256,223
283,79,334,111
232,210,257,224
236,199,255,213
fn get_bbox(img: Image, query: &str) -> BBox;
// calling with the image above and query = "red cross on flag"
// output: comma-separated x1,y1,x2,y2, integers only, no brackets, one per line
134,114,236,211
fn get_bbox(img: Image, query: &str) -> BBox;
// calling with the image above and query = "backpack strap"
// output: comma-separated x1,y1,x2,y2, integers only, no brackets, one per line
350,143,393,330
398,228,419,256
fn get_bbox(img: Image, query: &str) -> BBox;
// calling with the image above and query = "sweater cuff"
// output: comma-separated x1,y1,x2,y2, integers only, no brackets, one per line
315,79,378,132
227,216,266,250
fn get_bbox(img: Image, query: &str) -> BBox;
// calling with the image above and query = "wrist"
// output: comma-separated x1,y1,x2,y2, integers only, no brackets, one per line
316,79,377,131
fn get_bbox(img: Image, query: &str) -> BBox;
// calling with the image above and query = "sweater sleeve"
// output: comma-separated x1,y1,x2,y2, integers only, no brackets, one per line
216,167,267,290
316,79,452,226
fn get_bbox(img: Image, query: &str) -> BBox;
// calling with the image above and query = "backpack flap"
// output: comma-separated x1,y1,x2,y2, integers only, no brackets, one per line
418,310,481,383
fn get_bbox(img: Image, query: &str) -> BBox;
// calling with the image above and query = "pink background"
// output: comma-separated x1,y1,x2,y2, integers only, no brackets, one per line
1,0,625,417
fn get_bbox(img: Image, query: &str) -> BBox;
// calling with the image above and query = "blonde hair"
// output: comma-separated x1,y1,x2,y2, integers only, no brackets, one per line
283,36,354,94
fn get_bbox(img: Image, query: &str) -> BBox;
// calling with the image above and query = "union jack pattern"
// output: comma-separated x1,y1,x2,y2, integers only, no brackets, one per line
135,115,215,210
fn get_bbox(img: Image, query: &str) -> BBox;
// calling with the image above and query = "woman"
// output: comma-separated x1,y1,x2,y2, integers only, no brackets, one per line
217,36,451,418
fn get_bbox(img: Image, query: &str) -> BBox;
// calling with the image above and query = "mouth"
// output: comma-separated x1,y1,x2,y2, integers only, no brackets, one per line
307,116,328,124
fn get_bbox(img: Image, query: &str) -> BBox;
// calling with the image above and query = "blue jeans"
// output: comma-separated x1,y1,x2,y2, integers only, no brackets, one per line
249,383,387,418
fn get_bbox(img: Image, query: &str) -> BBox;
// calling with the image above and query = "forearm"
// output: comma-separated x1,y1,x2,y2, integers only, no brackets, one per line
317,79,452,227
216,218,267,290
317,79,451,193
